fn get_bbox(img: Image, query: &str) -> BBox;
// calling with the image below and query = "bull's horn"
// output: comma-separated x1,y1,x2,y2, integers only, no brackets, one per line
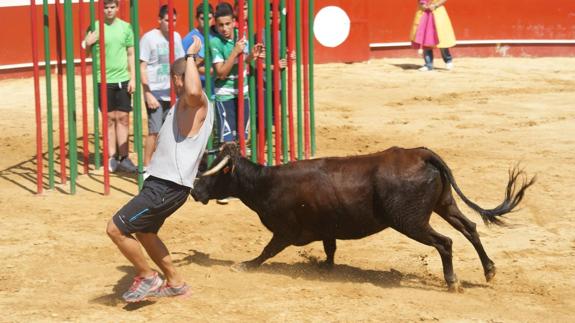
202,156,230,176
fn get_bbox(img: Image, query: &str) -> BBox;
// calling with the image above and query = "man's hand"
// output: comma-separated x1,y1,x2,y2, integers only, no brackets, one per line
187,35,202,56
144,92,160,109
85,31,99,47
232,37,248,57
252,43,264,59
278,58,287,69
127,79,135,94
257,47,266,60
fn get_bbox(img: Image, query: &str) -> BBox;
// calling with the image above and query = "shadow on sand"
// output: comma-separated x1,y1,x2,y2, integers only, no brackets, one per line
173,249,491,292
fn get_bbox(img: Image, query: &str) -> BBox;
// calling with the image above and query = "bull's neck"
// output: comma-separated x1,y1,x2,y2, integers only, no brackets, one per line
233,157,271,210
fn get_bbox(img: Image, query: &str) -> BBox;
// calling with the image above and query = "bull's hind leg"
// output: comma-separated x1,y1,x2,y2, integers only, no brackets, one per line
434,198,497,282
395,223,462,292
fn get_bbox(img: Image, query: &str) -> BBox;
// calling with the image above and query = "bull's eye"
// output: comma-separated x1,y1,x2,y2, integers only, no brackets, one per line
223,166,230,174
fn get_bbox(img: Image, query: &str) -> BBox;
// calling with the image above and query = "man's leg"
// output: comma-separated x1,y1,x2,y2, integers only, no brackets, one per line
135,232,184,287
440,48,454,70
143,102,166,166
440,48,453,63
144,133,158,166
107,111,118,158
116,111,130,158
106,220,155,278
107,218,164,302
424,49,434,69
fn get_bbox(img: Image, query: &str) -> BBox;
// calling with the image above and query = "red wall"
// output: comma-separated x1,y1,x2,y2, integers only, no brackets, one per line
0,0,219,68
1,0,574,78
314,0,575,62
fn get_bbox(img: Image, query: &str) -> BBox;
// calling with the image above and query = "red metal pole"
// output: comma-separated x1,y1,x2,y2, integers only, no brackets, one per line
30,0,44,194
237,0,246,155
287,0,295,161
168,0,176,104
79,0,89,175
55,0,67,184
302,0,310,159
272,0,281,164
256,0,265,164
120,0,128,21
99,0,110,195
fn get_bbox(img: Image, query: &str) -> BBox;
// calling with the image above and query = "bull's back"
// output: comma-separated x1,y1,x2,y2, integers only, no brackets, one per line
268,147,439,240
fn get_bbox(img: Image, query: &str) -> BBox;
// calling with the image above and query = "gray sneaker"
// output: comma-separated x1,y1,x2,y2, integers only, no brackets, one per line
122,272,163,303
118,156,138,173
153,283,190,298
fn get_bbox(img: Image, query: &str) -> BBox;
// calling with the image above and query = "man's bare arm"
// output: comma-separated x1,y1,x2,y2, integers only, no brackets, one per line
184,36,204,109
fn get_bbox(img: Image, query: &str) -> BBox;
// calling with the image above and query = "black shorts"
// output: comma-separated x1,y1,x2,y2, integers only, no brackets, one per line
112,176,190,235
98,81,132,113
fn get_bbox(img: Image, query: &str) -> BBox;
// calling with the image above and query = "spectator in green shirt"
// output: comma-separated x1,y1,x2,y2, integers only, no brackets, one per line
210,2,262,143
83,0,137,173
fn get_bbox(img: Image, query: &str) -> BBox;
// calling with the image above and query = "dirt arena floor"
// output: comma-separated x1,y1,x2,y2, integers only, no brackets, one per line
0,57,574,322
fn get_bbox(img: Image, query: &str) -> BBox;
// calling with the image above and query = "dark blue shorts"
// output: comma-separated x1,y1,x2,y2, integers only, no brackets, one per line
112,176,190,235
215,97,250,143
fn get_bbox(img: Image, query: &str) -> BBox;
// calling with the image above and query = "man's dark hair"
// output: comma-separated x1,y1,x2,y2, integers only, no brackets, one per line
195,3,214,18
104,0,118,5
159,4,177,19
215,2,234,19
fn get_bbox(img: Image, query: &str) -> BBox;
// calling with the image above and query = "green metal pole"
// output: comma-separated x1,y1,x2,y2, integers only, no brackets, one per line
248,0,257,162
64,0,77,194
188,0,195,31
264,0,273,165
89,0,101,170
43,0,55,189
308,0,315,156
203,0,214,164
295,0,303,160
280,0,288,163
131,0,143,189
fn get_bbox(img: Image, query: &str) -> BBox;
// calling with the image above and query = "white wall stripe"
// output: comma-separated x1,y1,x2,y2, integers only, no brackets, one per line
370,39,575,48
0,58,91,71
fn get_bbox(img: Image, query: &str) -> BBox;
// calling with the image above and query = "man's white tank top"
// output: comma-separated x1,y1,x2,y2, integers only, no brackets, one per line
146,93,214,188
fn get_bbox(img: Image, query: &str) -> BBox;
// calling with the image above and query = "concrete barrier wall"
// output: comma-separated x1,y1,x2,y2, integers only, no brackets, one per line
1,0,574,77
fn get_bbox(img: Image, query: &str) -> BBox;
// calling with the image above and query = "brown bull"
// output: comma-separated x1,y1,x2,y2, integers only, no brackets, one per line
191,143,535,291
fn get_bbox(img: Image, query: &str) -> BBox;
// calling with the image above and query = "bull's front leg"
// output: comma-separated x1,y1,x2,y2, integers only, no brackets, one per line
231,234,290,272
321,239,336,268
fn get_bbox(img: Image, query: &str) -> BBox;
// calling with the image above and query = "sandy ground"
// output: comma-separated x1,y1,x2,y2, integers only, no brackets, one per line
0,57,574,322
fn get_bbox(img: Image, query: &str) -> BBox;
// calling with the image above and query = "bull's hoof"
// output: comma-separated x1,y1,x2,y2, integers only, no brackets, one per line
447,281,464,293
318,261,334,270
230,262,257,273
485,265,497,282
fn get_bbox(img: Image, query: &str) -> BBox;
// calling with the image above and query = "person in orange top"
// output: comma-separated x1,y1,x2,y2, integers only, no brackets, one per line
410,0,456,71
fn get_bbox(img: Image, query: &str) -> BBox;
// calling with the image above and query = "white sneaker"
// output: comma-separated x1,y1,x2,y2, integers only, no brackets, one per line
119,157,138,173
418,66,432,72
445,62,454,70
108,157,118,173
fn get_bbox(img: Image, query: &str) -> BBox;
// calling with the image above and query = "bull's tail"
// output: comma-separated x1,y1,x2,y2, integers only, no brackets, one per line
424,148,536,226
